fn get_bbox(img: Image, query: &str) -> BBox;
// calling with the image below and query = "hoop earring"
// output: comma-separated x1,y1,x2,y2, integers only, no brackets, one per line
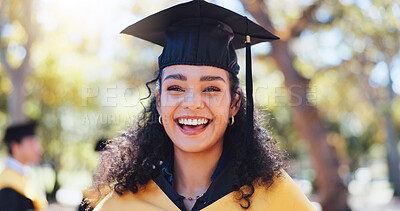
230,116,234,126
159,116,163,125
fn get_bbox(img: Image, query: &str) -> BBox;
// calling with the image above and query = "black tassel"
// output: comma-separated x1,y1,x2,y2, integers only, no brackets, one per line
245,17,253,145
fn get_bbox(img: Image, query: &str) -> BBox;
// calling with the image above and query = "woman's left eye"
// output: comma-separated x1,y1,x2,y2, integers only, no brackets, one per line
203,86,221,92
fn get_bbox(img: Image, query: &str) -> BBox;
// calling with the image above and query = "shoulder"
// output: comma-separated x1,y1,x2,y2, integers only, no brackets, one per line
0,187,20,199
202,170,316,211
0,168,48,210
93,180,180,211
0,168,26,191
251,170,316,211
93,172,316,211
82,185,111,209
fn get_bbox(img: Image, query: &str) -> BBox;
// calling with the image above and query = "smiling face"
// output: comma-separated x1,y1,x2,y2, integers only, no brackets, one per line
156,65,240,153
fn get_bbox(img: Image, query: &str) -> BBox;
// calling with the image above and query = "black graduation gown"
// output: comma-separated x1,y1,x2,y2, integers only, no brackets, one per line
0,188,35,211
0,168,47,211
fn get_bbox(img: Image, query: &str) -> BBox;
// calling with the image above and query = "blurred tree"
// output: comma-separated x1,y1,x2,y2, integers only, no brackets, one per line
0,0,35,124
348,16,400,196
0,0,118,200
241,0,400,208
316,0,400,197
239,1,349,210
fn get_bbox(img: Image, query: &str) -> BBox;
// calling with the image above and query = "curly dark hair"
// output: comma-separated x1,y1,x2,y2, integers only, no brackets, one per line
91,69,286,209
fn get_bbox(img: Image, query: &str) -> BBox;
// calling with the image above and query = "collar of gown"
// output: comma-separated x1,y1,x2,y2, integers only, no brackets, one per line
6,157,31,176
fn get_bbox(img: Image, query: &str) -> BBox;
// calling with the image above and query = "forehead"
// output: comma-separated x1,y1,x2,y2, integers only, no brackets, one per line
20,135,40,144
162,65,230,80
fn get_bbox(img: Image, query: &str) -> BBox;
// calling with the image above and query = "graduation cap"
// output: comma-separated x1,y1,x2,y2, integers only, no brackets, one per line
122,0,279,144
3,121,37,145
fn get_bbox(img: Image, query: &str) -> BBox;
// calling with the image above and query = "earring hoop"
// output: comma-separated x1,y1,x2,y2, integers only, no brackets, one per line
159,116,163,125
230,116,234,126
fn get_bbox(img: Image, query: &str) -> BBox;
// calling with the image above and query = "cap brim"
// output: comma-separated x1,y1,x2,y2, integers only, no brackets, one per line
121,0,279,49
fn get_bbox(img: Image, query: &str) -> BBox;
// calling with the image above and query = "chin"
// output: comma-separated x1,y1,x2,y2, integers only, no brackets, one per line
175,144,208,153
172,136,221,153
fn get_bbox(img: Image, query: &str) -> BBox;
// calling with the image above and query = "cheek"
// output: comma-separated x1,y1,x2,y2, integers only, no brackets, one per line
22,143,31,151
18,144,32,158
27,141,41,154
159,100,176,126
207,92,231,112
161,93,183,108
34,143,41,153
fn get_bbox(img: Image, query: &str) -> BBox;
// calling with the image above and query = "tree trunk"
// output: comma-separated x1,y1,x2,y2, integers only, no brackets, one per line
8,68,28,124
384,113,400,196
0,0,34,124
239,1,350,210
384,74,400,196
272,41,350,211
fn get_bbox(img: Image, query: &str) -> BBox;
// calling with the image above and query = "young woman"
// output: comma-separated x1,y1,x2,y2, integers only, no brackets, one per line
90,1,315,210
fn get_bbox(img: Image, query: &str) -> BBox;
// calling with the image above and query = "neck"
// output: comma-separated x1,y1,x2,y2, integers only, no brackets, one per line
173,143,223,197
10,156,27,165
12,154,28,165
6,157,30,176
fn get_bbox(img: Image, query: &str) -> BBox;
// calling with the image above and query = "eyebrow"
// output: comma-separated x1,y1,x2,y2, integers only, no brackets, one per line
200,75,226,83
163,74,187,82
163,74,226,83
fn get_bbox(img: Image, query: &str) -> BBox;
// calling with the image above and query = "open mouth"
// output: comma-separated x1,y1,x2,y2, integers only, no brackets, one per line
175,117,212,135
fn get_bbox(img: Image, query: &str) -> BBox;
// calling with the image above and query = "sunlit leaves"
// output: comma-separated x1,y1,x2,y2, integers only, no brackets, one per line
0,77,12,95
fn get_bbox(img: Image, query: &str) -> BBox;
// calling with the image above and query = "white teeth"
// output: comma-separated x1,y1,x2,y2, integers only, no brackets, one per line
178,118,209,126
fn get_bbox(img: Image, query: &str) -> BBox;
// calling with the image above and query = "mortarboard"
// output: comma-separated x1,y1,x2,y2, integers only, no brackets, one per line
3,121,37,145
121,0,279,144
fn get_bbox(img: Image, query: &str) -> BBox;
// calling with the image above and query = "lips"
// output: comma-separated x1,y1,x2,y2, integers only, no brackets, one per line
175,116,211,135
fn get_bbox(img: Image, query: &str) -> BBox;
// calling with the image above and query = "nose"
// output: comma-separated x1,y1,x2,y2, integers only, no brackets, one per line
182,88,204,110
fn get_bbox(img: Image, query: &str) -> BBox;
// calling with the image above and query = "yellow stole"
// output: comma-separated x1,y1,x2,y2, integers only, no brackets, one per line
0,168,48,210
94,171,316,211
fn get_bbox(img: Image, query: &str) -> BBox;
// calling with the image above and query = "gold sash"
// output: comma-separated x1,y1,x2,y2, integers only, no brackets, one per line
0,168,48,210
94,171,315,211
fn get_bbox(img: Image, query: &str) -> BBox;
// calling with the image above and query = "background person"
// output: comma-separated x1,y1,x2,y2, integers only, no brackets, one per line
0,122,48,211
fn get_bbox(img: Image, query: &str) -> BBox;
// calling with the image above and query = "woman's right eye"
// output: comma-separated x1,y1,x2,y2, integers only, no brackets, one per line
166,86,184,92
